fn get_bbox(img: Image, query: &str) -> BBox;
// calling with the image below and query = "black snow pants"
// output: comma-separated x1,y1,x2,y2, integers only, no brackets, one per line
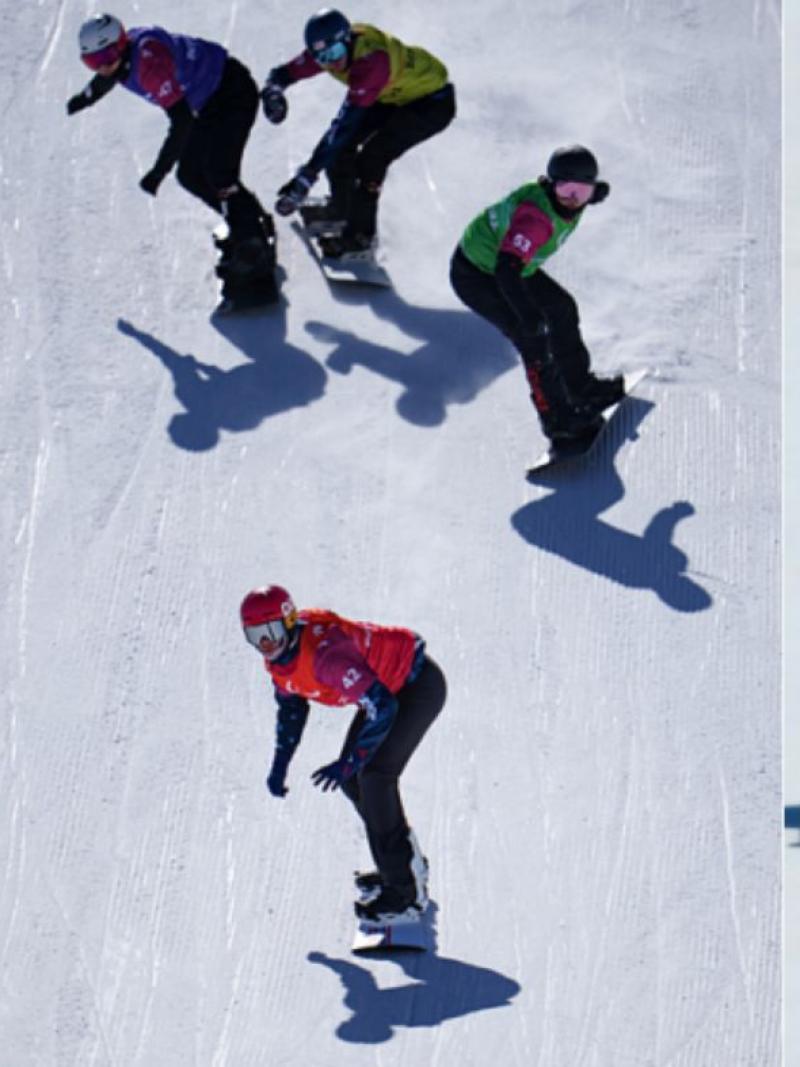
339,656,447,893
327,83,456,238
449,245,594,424
176,57,267,241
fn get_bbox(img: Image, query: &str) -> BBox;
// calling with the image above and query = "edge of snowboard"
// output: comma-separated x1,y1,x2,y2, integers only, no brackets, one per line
291,220,392,289
352,918,427,954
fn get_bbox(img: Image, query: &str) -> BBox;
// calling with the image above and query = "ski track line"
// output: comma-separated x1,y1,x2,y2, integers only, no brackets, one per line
222,1,240,50
37,0,67,79
17,435,49,682
715,756,756,1031
571,729,639,1066
0,789,26,976
44,873,119,1067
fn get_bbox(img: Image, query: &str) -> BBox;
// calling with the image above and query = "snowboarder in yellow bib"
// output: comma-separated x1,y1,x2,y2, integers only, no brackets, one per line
262,9,456,259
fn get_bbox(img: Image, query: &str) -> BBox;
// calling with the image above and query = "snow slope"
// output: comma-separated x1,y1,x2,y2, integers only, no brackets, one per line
1,1,781,1064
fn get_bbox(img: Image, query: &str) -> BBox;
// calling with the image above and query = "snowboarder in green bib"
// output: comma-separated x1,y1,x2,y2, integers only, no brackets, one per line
450,145,625,446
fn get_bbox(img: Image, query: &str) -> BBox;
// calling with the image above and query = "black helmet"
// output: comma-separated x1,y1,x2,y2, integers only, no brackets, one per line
304,8,351,55
546,145,599,184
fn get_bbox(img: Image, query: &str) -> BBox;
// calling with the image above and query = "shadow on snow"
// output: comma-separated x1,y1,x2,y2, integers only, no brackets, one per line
117,299,326,452
511,396,713,613
308,902,520,1044
304,284,518,427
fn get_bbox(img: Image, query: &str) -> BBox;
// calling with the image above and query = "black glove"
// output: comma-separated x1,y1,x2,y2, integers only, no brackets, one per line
66,93,90,116
139,169,164,197
266,751,290,797
275,166,316,217
261,84,288,125
590,181,610,204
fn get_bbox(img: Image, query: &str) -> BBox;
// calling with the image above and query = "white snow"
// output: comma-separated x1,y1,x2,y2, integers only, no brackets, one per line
0,2,781,1065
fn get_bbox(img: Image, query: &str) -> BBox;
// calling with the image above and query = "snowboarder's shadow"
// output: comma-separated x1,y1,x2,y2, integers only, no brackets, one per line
117,299,326,452
307,903,520,1044
511,397,713,613
304,287,516,427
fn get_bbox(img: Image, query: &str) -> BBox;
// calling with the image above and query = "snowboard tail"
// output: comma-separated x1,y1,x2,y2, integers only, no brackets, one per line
291,220,392,289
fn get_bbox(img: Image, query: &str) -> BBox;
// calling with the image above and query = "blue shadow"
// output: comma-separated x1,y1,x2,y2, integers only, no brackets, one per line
117,298,326,452
511,397,712,613
308,903,520,1044
304,285,517,427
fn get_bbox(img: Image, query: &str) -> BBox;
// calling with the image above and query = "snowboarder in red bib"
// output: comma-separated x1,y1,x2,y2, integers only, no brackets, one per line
66,14,278,312
450,145,625,448
240,585,446,924
261,9,456,259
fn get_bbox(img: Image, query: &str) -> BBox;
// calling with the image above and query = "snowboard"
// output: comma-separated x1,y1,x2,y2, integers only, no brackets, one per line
352,916,427,954
526,368,648,479
291,220,392,289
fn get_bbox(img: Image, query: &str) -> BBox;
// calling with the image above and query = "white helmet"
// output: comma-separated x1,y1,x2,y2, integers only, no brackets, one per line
79,14,127,66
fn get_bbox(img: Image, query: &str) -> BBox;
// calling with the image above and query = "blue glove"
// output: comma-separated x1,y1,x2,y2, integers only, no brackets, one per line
266,751,290,797
311,758,355,792
261,84,288,125
275,166,316,217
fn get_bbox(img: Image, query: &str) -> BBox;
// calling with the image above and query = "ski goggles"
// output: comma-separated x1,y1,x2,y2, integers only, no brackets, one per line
553,180,595,206
311,40,348,66
243,620,286,648
81,44,124,71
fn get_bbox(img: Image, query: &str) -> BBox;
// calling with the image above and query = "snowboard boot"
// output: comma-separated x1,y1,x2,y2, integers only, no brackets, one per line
215,222,279,314
355,828,430,911
355,853,429,909
579,374,625,411
354,870,383,905
541,406,604,449
354,883,424,925
317,230,375,262
300,199,346,236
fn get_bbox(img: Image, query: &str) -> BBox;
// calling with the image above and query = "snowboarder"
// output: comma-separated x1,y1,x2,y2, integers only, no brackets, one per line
66,14,278,312
261,9,456,259
450,145,625,447
240,585,446,924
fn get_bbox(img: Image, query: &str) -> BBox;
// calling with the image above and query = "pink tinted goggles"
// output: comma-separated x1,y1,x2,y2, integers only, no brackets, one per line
244,620,286,648
553,180,595,206
82,43,124,71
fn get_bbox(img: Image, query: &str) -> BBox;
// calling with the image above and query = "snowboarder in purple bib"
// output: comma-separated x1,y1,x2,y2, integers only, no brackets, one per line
261,8,456,261
450,145,625,448
66,14,279,312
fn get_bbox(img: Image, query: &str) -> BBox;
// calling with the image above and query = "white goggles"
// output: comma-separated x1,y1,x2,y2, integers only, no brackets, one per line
244,620,286,648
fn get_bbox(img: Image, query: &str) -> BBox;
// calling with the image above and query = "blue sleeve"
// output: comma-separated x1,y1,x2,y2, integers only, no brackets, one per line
343,680,398,776
306,100,370,175
273,688,310,761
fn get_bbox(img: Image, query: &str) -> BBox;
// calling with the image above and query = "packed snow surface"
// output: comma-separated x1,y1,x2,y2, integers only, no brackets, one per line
0,1,781,1064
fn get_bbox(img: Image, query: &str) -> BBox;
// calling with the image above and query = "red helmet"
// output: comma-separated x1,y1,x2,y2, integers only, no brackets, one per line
240,585,298,660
